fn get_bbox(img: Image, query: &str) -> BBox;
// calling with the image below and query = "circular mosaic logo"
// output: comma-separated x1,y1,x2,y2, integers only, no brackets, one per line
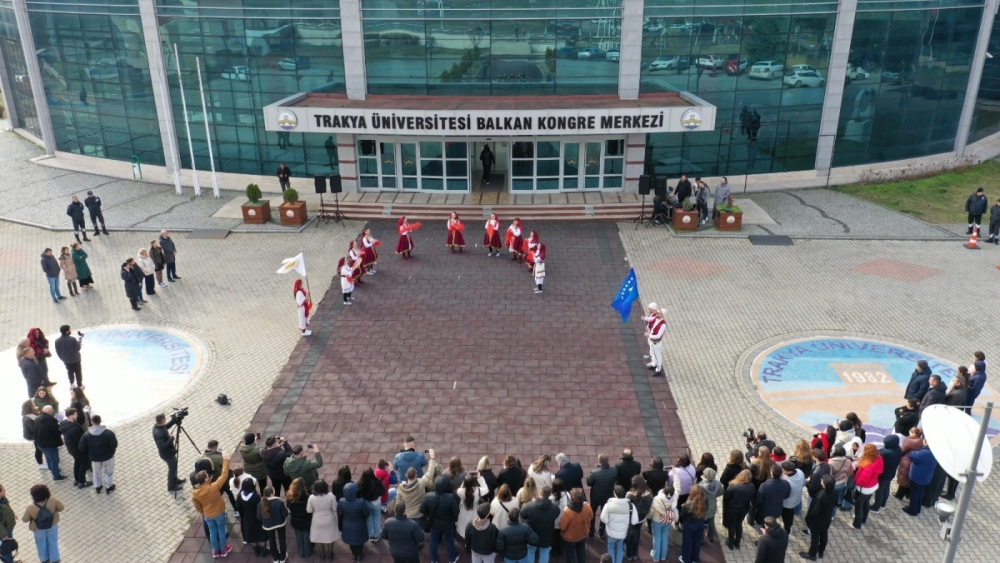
286,210,294,217
0,325,206,442
726,216,736,224
682,215,692,224
248,209,257,217
681,109,703,131
277,109,298,131
750,336,999,445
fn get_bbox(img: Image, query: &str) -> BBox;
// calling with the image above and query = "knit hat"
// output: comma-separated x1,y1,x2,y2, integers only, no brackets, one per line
702,468,717,481
648,302,658,310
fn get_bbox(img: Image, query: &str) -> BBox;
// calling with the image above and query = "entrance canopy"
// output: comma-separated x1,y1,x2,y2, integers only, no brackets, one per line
263,93,716,136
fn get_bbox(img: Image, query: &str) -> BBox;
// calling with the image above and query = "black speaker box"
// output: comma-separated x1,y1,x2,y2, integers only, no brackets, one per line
638,175,651,195
314,174,327,194
654,176,668,197
329,174,343,194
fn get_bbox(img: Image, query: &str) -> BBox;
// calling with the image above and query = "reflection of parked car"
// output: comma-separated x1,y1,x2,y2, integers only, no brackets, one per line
783,70,825,87
649,55,689,72
697,55,724,70
845,66,867,84
276,57,311,70
725,57,748,75
882,66,914,84
606,50,620,62
556,47,578,59
749,61,784,80
577,48,606,59
221,65,250,81
789,64,818,74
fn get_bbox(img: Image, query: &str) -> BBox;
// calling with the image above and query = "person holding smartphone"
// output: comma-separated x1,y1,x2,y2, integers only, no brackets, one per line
284,443,324,489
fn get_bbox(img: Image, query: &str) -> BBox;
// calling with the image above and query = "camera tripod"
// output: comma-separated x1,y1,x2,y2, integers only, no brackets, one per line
171,418,200,500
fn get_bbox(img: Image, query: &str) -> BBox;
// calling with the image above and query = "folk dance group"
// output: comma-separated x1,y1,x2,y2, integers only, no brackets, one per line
293,215,550,334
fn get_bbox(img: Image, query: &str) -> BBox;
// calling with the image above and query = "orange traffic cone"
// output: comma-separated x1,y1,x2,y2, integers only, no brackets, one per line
965,227,981,250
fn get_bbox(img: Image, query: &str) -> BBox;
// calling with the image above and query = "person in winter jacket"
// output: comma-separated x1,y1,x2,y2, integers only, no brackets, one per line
600,486,638,563
778,461,804,533
258,485,289,562
478,456,500,503
698,468,723,544
66,195,91,243
59,246,80,297
159,230,180,281
456,473,489,544
904,360,932,400
894,400,920,435
59,407,91,488
135,248,157,297
421,476,460,563
833,419,855,448
586,453,618,538
284,443,323,489
261,436,295,495
71,244,94,289
642,456,669,498
828,445,854,512
385,501,425,563
945,372,968,407
0,484,16,563
84,190,108,235
988,199,1000,243
194,454,233,558
902,440,936,516
919,375,947,416
965,187,988,235
393,437,429,478
614,449,641,490
78,414,117,494
872,434,903,511
713,177,731,220
850,444,883,529
800,475,836,561
240,432,268,495
722,469,754,549
498,507,540,563
559,488,593,563
397,458,439,527
695,178,711,224
339,482,371,561
521,485,563,563
358,467,387,542
894,427,925,500
150,239,167,288
120,259,144,311
286,477,313,558
754,465,790,527
555,453,584,493
40,248,66,303
966,356,988,409
679,485,707,563
35,406,65,481
498,455,528,500
753,516,787,563
674,175,692,207
466,502,499,563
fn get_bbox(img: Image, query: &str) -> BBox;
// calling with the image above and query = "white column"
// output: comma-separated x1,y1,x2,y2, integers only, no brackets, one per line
339,0,367,100
336,133,359,192
624,132,645,193
11,0,56,155
955,0,1000,156
814,0,858,174
0,40,20,127
617,0,644,100
138,0,183,192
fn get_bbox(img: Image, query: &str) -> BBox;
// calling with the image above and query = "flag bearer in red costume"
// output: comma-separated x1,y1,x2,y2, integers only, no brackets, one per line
484,213,502,256
446,212,466,253
360,228,379,274
396,216,418,259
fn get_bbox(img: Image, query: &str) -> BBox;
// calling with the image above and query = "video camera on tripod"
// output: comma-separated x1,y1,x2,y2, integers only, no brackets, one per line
170,406,189,425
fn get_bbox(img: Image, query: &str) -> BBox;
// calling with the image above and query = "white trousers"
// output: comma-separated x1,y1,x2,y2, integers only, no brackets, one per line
651,340,664,371
92,458,115,488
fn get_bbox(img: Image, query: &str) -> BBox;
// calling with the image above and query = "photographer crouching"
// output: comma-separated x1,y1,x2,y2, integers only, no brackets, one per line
743,428,776,463
153,409,188,492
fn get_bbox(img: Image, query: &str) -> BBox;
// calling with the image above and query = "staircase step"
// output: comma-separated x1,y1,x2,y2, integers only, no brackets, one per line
321,200,643,221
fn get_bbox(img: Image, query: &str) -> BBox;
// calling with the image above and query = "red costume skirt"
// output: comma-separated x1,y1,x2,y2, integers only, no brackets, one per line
396,234,414,254
447,230,466,248
361,246,378,267
509,235,524,256
484,230,502,249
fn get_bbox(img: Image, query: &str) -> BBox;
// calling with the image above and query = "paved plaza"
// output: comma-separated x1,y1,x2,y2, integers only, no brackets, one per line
1,123,999,563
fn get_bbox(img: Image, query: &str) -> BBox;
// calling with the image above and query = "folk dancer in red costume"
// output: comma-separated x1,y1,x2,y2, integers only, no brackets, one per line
505,218,524,261
641,302,660,367
524,230,540,272
484,213,502,257
532,242,546,294
294,279,312,336
337,257,354,305
348,241,366,284
396,216,419,259
360,228,379,274
446,212,466,253
645,307,668,377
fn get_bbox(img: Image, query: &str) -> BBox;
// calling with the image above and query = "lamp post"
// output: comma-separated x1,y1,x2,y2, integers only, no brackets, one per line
941,402,994,563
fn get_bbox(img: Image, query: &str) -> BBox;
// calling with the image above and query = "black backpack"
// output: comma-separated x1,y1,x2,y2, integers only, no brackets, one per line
34,500,54,530
0,537,17,558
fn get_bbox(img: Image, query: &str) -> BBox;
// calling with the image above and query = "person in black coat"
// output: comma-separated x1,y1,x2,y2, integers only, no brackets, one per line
339,482,371,561
674,175,692,206
554,453,584,492
919,376,947,417
66,195,90,243
800,475,836,561
420,476,460,563
520,486,561,556
904,360,932,401
121,259,144,311
753,517,788,563
59,408,91,488
384,502,425,563
641,456,669,497
722,469,754,549
871,435,902,512
261,436,295,495
465,503,499,561
496,508,539,562
614,449,642,490
35,407,65,481
894,400,920,435
585,453,618,538
754,466,790,526
966,187,988,235
84,191,108,235
478,458,500,503
497,455,527,499
805,450,830,499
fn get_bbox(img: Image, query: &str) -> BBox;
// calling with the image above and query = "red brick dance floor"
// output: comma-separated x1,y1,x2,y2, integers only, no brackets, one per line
172,221,722,563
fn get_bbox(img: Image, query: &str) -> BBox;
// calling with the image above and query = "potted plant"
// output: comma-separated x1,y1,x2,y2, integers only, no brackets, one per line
714,197,743,231
279,188,308,226
671,196,700,231
241,183,271,224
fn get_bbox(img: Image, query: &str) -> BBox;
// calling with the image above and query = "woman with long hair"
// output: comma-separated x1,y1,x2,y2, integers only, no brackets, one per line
150,239,167,288
396,216,417,259
258,485,289,563
357,467,386,542
517,475,539,506
445,456,467,494
478,456,499,502
456,472,489,544
695,452,717,482
22,399,44,468
484,213,502,256
550,477,570,556
668,453,696,506
506,218,524,261
308,480,340,561
332,465,353,501
895,427,924,500
229,464,258,509
749,446,773,489
58,246,79,296
722,469,754,549
801,475,836,560
32,387,59,413
642,456,668,498
793,439,815,478
845,412,866,442
287,477,313,558
719,450,746,490
360,228,379,274
648,483,675,562
679,484,707,563
851,443,883,529
236,478,269,556
625,475,652,560
338,482,371,562
68,386,91,429
294,279,312,336
136,247,157,297
528,455,553,491
811,425,836,457
348,241,366,285
489,484,521,531
447,212,466,252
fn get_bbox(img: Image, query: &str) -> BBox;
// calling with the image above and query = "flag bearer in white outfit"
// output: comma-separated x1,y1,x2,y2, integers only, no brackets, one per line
641,303,660,367
295,279,312,336
532,243,546,293
646,309,667,377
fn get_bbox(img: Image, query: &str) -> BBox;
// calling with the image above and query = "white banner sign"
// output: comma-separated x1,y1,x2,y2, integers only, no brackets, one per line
263,105,715,136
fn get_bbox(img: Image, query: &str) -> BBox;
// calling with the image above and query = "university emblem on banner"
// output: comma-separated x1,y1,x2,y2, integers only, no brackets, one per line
681,109,702,131
277,110,298,131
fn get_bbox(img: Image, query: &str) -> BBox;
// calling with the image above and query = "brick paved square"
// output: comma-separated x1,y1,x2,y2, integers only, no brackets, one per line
851,258,944,283
646,255,734,280
0,248,28,266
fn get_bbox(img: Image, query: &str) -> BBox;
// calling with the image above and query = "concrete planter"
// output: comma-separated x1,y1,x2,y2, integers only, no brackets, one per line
672,210,699,231
241,200,271,224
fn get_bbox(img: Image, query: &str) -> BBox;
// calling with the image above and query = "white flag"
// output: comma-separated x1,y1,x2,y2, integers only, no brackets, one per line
277,252,308,276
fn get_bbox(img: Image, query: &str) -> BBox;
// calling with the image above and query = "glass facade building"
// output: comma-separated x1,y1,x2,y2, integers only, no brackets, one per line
1,0,998,193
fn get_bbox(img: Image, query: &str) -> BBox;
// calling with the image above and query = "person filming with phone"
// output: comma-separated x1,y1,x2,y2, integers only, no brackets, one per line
284,443,324,489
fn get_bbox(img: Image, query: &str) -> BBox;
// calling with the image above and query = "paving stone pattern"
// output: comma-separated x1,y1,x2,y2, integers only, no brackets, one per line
617,225,1000,563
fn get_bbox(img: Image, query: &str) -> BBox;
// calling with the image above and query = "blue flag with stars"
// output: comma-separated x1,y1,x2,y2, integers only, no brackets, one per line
611,268,640,322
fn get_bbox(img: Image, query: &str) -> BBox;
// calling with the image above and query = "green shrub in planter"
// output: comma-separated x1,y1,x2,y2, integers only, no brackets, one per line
245,183,262,204
716,204,743,214
682,196,696,211
283,188,300,204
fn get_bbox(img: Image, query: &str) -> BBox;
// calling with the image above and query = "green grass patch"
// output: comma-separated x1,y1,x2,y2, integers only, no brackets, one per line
833,160,1000,224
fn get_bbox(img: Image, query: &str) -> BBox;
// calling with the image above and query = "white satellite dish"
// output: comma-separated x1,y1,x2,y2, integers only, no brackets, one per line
921,404,993,483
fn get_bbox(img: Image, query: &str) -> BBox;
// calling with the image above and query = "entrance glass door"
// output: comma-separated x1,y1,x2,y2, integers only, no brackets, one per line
358,138,470,192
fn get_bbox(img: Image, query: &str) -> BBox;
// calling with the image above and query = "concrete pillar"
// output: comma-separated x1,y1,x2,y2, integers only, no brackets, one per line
336,133,358,192
618,0,644,100
624,132,645,193
0,39,20,128
956,0,1000,156
138,0,183,189
339,0,367,100
814,0,857,175
11,0,55,155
